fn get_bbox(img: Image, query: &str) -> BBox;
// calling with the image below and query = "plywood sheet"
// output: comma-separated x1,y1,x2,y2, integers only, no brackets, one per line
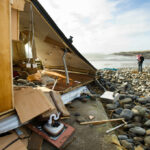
50,91,70,117
0,0,13,114
14,87,55,123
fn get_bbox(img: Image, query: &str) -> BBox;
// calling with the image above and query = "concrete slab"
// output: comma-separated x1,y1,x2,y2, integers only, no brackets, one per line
42,98,121,150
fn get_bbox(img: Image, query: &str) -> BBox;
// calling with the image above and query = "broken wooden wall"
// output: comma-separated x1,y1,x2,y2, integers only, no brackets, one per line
19,1,96,75
0,0,13,113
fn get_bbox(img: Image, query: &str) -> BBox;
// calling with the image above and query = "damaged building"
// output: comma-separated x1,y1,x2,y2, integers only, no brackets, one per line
0,0,123,150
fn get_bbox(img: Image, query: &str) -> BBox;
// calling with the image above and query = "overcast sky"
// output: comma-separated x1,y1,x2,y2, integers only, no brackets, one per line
38,0,150,54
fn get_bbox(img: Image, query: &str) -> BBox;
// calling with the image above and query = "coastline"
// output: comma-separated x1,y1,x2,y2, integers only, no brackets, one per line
113,50,150,59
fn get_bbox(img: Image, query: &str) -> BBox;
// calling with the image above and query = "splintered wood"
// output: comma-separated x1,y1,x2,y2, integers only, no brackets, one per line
14,87,55,123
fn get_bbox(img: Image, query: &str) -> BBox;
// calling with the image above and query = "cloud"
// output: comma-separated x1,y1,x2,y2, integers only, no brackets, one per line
38,0,150,54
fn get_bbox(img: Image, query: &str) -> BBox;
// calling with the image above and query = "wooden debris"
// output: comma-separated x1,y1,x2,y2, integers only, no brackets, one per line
50,91,70,117
80,118,125,125
14,87,55,123
28,133,43,150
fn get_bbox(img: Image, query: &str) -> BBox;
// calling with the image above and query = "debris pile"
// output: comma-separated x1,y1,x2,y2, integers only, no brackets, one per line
98,68,150,149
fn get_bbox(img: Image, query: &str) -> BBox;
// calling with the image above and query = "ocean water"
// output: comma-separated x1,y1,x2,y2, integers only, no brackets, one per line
84,53,150,69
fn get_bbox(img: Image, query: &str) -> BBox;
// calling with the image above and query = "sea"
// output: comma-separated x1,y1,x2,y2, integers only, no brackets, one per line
84,53,150,69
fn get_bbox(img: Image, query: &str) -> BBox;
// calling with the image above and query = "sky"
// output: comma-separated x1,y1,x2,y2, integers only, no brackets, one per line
38,0,150,54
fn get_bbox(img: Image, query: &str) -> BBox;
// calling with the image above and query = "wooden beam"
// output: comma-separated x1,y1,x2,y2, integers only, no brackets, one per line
44,36,65,48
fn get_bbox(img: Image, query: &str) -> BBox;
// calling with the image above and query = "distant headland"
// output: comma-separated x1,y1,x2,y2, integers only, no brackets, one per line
113,50,150,59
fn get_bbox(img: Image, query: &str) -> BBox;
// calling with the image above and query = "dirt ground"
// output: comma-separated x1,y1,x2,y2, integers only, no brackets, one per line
42,98,122,150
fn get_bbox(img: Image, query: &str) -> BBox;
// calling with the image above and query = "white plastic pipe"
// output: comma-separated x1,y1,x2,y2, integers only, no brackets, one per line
63,50,69,85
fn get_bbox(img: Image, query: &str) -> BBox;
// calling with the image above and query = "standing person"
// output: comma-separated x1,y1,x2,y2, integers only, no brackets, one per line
137,54,144,72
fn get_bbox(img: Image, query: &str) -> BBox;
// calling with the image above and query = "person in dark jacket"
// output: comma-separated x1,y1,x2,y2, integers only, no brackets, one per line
137,54,144,72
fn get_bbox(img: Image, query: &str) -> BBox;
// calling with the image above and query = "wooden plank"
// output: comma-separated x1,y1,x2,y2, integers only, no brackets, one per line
0,0,13,114
80,118,125,125
14,87,55,123
11,0,25,11
50,91,70,117
28,132,43,150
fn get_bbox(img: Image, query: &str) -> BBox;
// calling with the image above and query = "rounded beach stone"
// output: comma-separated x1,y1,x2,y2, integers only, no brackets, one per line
129,127,146,136
120,109,133,120
120,98,132,104
120,140,133,149
144,136,150,146
118,135,128,140
144,120,150,127
106,104,117,110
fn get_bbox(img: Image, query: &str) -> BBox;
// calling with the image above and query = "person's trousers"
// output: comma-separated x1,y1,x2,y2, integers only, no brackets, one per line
138,62,143,72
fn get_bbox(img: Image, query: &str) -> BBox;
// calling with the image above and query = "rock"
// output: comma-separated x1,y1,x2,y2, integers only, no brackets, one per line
118,135,128,140
134,145,144,150
133,116,142,122
146,129,150,135
114,108,123,115
144,120,150,127
144,136,150,146
137,98,147,104
120,140,133,149
124,104,133,109
120,109,133,120
17,79,28,84
120,98,132,104
132,106,147,116
126,138,134,143
145,97,150,103
133,137,144,142
27,82,36,87
129,127,146,136
106,104,117,110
